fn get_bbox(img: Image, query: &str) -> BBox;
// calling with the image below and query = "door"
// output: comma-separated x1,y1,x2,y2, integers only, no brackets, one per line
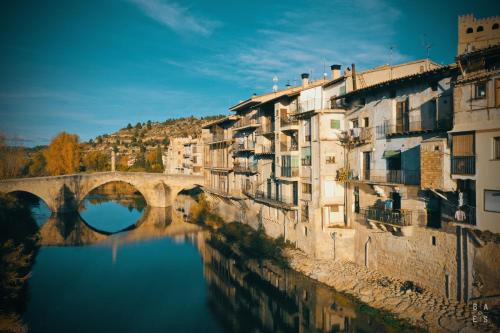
354,186,360,213
396,99,409,132
292,182,298,205
363,152,371,180
391,192,401,210
496,79,500,107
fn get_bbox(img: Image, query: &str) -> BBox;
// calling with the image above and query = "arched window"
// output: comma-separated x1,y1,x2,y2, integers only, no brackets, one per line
493,23,499,30
466,27,473,33
477,26,484,32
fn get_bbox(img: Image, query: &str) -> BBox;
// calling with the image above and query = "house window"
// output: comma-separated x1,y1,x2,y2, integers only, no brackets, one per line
484,190,500,213
477,26,484,32
330,119,340,129
432,236,437,246
326,156,335,164
494,137,500,160
363,117,369,127
302,183,312,194
475,82,486,99
493,23,499,30
352,119,359,128
466,27,473,33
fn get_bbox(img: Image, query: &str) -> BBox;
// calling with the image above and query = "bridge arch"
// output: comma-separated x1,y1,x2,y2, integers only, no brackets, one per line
78,178,152,208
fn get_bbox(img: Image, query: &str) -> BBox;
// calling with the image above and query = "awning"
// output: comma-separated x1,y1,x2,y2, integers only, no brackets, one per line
382,150,401,158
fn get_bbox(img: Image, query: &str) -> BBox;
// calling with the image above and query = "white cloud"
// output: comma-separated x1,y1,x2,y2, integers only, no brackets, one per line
129,0,220,36
164,0,409,91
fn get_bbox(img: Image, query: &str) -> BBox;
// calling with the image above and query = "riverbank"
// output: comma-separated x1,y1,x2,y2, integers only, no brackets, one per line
285,248,498,332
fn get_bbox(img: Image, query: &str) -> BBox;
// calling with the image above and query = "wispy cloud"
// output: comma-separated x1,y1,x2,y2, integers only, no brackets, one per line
164,0,408,91
128,0,220,36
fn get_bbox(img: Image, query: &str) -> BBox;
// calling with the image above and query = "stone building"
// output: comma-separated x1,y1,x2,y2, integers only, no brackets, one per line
457,14,500,55
163,137,190,174
181,137,203,175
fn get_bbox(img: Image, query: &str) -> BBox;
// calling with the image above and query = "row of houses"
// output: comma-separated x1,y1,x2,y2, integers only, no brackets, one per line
195,15,500,301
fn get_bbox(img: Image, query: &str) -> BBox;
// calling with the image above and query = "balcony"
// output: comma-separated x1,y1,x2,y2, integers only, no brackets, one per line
232,141,256,154
348,169,420,185
338,127,372,146
280,166,299,178
301,157,311,166
280,115,298,129
451,156,475,175
359,207,425,233
207,133,232,144
256,122,274,136
280,142,299,152
233,117,260,131
255,142,275,155
233,162,258,174
377,118,452,137
254,190,298,209
441,201,476,226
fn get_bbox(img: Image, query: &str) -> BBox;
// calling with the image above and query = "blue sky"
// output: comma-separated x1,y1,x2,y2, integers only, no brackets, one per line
0,0,496,146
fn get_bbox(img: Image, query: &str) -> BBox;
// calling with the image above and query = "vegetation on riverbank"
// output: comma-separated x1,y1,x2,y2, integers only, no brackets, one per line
188,193,289,266
0,193,40,333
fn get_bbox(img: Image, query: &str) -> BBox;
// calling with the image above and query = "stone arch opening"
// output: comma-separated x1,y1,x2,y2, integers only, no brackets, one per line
79,181,147,234
477,25,484,32
493,23,499,30
466,27,473,33
6,190,52,226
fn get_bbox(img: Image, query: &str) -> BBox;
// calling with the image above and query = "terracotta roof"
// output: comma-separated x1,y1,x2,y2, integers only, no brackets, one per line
334,64,457,99
201,115,238,128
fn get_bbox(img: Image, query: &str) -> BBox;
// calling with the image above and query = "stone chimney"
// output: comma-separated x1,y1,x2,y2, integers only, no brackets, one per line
331,64,341,80
351,63,357,91
301,73,310,87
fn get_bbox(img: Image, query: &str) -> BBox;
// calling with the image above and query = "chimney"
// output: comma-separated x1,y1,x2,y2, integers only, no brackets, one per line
331,64,341,80
301,73,310,87
351,63,357,91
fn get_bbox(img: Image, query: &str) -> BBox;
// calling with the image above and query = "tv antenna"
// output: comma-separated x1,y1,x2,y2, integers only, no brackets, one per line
389,45,395,65
421,34,432,59
272,75,279,92
322,58,327,79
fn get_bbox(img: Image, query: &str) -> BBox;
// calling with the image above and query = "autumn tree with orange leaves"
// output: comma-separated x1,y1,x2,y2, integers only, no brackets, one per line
43,132,81,175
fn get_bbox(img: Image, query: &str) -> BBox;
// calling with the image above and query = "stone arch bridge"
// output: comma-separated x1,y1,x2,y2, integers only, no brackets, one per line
0,172,203,213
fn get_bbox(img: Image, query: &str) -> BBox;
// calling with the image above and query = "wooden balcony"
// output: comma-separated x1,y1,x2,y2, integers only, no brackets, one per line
376,118,452,138
451,156,475,175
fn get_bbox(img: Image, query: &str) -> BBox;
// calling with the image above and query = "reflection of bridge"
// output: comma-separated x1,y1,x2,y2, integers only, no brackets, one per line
0,172,203,213
38,206,202,246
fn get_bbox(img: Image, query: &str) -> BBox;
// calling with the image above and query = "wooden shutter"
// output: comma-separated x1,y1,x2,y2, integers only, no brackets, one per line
453,133,474,156
495,79,500,107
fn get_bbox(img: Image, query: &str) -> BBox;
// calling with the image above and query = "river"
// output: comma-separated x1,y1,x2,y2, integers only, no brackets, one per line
0,186,416,333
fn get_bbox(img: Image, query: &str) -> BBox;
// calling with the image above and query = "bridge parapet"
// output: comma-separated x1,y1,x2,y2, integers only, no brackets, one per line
0,172,204,213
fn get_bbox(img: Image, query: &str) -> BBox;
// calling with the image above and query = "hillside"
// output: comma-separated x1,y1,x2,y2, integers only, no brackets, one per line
84,115,225,153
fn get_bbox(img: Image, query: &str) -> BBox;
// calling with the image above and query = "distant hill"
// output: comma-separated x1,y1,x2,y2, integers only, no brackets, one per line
83,114,226,155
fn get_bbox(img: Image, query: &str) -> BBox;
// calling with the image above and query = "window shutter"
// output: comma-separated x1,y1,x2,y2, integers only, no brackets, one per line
453,133,474,156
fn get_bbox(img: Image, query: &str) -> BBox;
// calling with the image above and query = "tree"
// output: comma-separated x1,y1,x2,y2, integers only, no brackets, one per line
135,122,142,129
126,123,132,130
146,120,152,130
83,150,109,172
28,151,46,176
0,134,27,179
43,132,81,175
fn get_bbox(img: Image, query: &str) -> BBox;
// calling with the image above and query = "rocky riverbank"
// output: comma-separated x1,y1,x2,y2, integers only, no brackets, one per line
286,248,498,333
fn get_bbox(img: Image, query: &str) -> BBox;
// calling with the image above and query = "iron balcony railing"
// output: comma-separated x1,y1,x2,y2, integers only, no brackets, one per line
350,169,420,185
234,117,259,130
255,142,275,155
441,200,476,226
232,141,256,153
451,156,475,175
255,190,298,207
280,114,299,127
280,142,298,152
233,163,258,174
359,207,423,226
338,127,372,145
256,122,274,135
301,157,311,166
208,133,231,143
376,118,452,137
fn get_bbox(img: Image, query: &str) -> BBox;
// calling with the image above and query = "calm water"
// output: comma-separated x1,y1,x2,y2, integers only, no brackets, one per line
5,191,414,333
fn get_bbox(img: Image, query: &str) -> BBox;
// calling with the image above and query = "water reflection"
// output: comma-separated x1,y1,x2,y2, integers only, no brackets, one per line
201,236,405,333
79,182,147,233
0,191,412,333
